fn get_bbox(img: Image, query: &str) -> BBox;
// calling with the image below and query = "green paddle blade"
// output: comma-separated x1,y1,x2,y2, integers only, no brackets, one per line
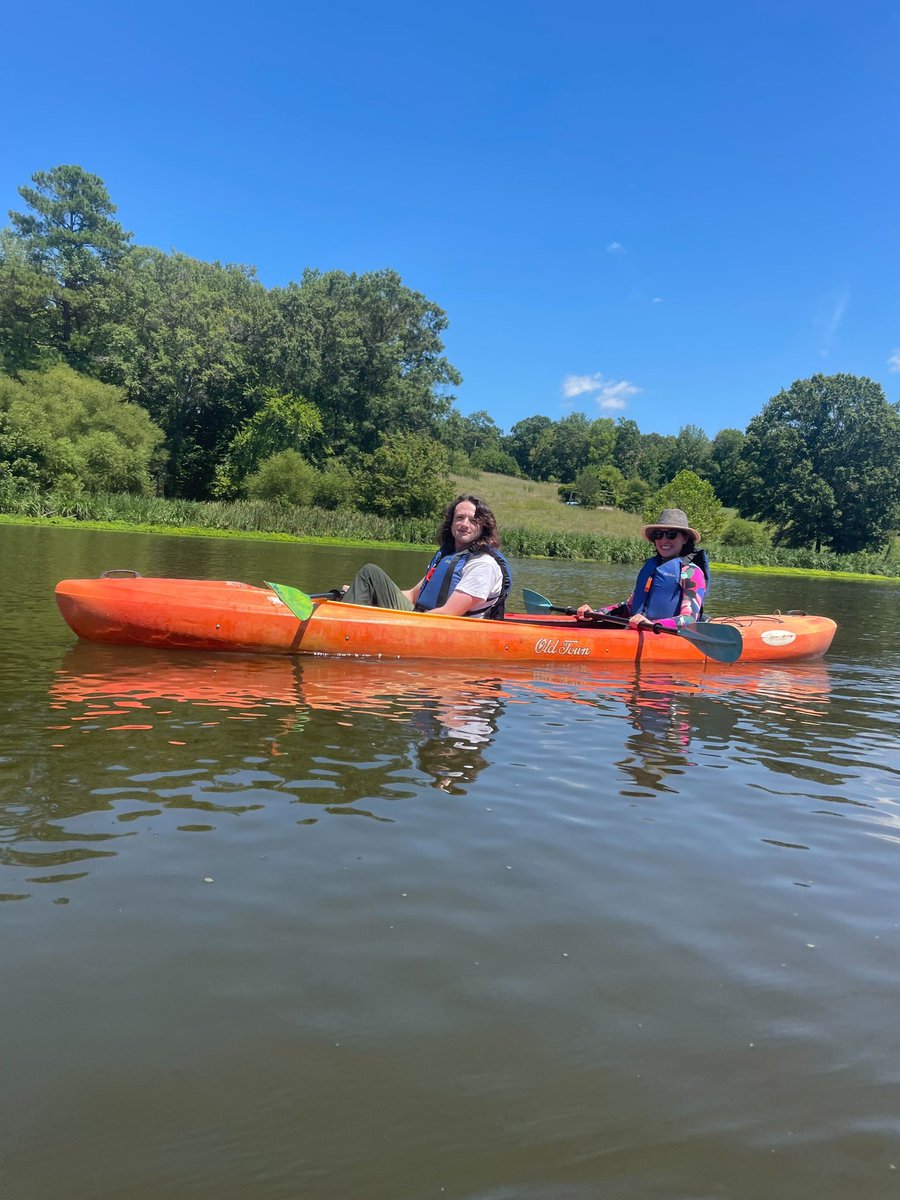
265,581,314,621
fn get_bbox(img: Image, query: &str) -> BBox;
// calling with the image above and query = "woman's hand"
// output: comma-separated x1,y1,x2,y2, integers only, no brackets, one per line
628,613,653,629
575,605,595,621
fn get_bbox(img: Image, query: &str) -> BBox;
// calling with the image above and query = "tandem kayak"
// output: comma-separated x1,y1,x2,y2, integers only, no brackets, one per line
54,575,838,664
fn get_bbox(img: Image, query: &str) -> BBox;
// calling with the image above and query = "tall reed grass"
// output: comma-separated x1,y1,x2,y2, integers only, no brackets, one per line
1,483,897,578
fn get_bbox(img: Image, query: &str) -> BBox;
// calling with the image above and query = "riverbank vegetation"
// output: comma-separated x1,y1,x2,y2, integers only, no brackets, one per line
2,164,899,574
3,472,897,579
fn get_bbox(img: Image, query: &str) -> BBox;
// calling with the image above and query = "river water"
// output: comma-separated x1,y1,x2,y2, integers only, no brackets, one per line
2,522,899,1200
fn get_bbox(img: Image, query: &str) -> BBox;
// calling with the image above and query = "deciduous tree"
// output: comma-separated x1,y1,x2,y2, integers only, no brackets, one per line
267,269,460,455
738,374,900,552
637,431,676,489
358,432,451,519
503,415,553,476
708,428,745,507
622,476,650,514
587,417,616,467
530,413,592,481
575,464,625,507
671,424,712,479
647,470,726,540
97,248,269,497
613,418,641,479
215,389,326,498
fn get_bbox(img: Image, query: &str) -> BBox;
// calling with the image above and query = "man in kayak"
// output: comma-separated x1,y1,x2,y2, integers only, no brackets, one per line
576,507,709,629
342,495,511,619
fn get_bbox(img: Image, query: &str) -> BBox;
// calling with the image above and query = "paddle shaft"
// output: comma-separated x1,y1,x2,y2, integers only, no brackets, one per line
520,588,743,664
540,602,672,635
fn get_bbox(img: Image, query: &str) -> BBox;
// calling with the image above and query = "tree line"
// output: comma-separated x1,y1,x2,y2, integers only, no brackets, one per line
2,165,899,555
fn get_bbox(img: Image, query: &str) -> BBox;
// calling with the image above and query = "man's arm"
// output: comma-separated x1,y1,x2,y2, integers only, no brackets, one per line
427,556,501,615
427,589,482,616
402,577,426,605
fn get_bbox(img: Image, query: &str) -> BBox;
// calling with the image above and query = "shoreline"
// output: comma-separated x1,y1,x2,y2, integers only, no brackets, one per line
3,512,898,584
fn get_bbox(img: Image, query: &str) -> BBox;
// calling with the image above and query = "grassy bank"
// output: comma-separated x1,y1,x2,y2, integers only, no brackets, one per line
0,512,430,553
451,471,644,538
1,474,898,581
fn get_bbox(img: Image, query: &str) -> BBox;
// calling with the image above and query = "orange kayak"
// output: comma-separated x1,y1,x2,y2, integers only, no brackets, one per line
54,576,837,664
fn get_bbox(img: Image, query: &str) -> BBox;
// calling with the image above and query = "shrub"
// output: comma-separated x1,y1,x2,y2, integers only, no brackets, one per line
0,364,164,494
313,459,356,510
470,447,521,477
719,517,770,548
447,449,473,475
246,450,319,506
215,389,326,498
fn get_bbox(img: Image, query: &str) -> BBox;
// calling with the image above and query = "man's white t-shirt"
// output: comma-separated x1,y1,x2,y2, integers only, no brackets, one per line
457,555,504,617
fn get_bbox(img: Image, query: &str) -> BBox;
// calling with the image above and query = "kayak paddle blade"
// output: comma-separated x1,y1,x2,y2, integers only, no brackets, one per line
676,621,743,664
522,588,554,614
265,581,314,621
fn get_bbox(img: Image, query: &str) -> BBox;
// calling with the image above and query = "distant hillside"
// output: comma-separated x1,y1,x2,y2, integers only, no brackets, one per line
451,471,644,539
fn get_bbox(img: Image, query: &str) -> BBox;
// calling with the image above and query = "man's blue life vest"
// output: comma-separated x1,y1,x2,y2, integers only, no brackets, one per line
634,550,709,621
414,547,512,619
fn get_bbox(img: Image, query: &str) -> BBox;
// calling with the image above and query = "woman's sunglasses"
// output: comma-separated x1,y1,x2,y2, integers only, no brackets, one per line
650,528,684,540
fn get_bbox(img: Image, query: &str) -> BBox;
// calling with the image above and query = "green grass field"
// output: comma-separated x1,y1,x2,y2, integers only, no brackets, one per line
451,470,644,538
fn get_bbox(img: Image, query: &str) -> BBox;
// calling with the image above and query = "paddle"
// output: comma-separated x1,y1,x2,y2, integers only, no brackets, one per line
265,583,341,621
521,588,743,664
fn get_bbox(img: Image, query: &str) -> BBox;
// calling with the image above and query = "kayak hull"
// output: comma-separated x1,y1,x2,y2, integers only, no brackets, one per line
54,577,837,664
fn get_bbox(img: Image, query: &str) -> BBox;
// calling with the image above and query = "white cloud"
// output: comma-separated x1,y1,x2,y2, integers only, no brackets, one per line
888,349,900,373
596,380,639,410
651,296,663,304
562,373,602,398
606,241,625,254
561,373,640,411
815,291,848,356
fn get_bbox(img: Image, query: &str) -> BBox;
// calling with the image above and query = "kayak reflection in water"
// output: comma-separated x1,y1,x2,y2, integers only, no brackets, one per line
341,495,511,619
576,507,710,631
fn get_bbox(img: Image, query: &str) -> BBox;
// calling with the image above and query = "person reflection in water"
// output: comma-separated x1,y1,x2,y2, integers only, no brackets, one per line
617,676,737,795
414,683,504,794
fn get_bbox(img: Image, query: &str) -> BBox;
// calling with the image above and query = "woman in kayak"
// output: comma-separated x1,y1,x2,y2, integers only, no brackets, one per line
576,507,708,629
341,495,511,619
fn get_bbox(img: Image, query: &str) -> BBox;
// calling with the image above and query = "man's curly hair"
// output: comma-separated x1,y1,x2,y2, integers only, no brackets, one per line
436,495,500,553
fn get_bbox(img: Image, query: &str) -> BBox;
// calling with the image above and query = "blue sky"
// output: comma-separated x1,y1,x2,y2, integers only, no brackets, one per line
3,0,898,438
